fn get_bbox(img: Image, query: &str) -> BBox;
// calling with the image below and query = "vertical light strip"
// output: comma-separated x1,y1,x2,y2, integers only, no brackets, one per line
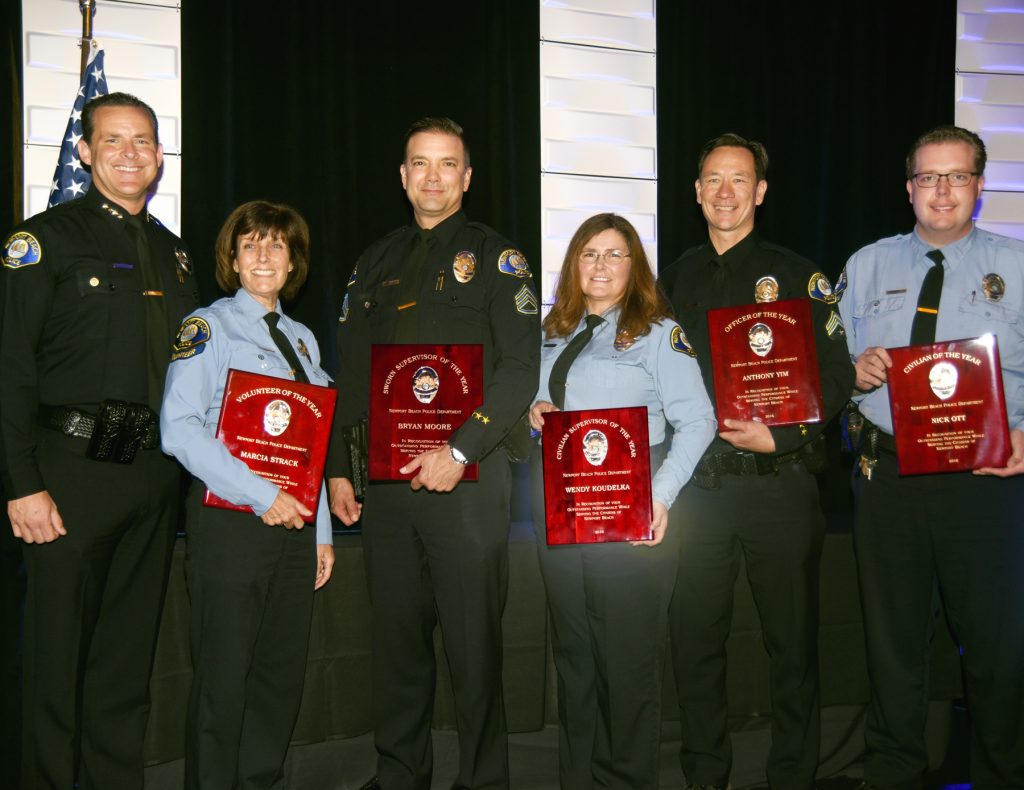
956,0,1024,240
539,1,657,308
21,0,183,233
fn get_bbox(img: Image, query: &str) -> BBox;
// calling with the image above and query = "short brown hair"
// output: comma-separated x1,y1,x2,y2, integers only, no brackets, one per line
905,125,986,179
215,201,311,300
697,132,769,182
544,213,670,341
403,116,470,166
82,92,160,146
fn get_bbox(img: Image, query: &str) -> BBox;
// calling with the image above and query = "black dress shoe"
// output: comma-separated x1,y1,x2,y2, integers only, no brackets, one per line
358,777,381,790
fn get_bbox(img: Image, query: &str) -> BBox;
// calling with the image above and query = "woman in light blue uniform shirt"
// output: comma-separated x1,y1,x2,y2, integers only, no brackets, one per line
529,213,716,789
160,201,334,790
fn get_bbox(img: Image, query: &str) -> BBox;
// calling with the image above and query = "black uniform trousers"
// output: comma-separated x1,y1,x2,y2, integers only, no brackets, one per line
0,496,24,790
532,444,678,790
669,461,824,790
183,481,317,790
362,452,512,790
20,429,180,790
853,450,1024,790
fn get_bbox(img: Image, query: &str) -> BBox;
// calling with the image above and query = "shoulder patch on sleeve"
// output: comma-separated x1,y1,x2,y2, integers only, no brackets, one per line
808,272,838,304
833,268,848,302
338,263,358,323
670,325,696,356
825,310,845,339
3,232,42,269
497,249,531,278
170,316,212,361
514,283,538,315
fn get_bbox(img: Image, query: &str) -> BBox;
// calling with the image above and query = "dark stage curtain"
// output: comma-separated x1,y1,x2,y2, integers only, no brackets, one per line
180,2,955,363
657,1,957,276
181,1,542,372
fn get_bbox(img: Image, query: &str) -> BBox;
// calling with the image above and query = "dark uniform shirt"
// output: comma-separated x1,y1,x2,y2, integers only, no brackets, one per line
327,210,539,475
0,187,198,497
658,230,854,455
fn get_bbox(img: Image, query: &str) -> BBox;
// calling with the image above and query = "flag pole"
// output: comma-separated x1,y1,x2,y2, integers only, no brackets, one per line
79,0,96,81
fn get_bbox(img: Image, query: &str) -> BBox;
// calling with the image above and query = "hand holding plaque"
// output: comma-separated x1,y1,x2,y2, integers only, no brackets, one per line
886,334,1010,475
706,297,823,426
203,369,338,521
369,344,483,481
542,406,652,544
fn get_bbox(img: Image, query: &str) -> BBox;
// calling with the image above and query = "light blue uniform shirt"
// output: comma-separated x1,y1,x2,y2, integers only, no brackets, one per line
161,289,334,544
537,308,716,509
839,227,1024,434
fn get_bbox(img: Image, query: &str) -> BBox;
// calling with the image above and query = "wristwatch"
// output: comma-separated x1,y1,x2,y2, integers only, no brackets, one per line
449,445,469,465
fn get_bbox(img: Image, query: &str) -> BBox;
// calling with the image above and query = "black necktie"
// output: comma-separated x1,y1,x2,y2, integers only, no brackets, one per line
263,312,310,384
549,314,605,410
126,213,168,412
910,249,945,345
394,230,434,343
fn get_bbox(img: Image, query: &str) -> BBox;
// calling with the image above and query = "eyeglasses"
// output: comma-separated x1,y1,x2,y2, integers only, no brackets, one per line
911,172,979,188
580,250,630,265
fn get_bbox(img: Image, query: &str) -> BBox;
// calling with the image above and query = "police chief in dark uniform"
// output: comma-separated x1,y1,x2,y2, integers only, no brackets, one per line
658,133,854,790
326,117,540,790
0,93,197,790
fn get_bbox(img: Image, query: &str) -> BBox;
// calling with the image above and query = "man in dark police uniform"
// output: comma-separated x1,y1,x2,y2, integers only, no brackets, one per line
327,117,540,790
0,92,197,789
658,133,854,790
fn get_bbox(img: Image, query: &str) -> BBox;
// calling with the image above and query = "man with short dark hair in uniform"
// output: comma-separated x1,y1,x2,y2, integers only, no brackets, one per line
658,133,854,790
327,117,540,790
840,125,1024,789
0,92,198,789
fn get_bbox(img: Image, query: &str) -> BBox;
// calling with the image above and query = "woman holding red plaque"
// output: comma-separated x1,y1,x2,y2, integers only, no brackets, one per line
160,201,334,790
529,213,716,788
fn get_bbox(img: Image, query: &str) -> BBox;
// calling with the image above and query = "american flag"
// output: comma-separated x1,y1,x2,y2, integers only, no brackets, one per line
48,44,109,208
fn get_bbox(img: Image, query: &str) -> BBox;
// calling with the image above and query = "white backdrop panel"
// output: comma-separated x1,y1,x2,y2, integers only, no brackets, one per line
22,0,182,227
540,0,655,52
540,173,657,306
957,1,1024,240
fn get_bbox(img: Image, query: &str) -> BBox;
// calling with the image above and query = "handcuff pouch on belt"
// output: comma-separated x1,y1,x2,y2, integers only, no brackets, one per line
86,400,158,464
691,434,827,490
343,418,369,499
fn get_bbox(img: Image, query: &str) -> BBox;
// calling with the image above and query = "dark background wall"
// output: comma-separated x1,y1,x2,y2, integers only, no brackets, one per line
3,1,955,356
657,2,956,274
180,0,542,365
179,1,955,366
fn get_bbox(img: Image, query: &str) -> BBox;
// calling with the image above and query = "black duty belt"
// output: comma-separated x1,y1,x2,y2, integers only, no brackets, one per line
874,429,896,453
38,403,161,453
697,447,801,478
692,434,827,491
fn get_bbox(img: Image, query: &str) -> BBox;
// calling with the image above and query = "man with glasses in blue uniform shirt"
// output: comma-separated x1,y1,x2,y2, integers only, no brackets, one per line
840,125,1024,789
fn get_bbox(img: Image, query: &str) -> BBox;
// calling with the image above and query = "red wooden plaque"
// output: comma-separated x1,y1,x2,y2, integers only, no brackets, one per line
887,335,1010,475
368,344,483,481
203,369,337,521
706,297,823,426
541,406,652,545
